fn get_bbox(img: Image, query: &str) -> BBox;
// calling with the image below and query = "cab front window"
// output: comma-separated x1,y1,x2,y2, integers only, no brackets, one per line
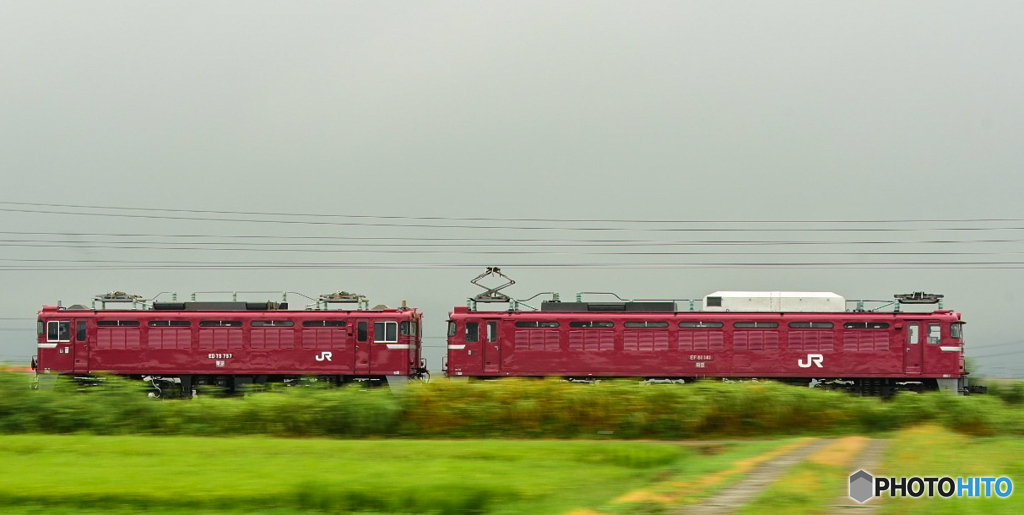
951,323,964,339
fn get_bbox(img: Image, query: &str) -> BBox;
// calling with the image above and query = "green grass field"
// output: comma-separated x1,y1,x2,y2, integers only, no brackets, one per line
2,429,1021,514
880,426,1024,515
3,375,1023,513
0,435,762,515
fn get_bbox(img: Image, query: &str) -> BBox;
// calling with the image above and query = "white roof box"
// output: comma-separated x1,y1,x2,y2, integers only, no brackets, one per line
703,291,846,312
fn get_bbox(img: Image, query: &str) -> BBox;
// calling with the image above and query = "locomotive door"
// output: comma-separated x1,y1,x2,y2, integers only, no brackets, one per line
355,320,371,374
72,319,89,373
40,319,74,372
905,321,922,375
483,320,500,374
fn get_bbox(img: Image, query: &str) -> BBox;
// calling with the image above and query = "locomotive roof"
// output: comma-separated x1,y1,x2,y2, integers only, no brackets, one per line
39,304,417,314
454,289,954,316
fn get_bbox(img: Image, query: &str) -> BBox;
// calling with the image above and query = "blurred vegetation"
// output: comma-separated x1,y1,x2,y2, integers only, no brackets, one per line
1,372,1023,438
882,425,1024,515
0,434,692,515
985,380,1024,405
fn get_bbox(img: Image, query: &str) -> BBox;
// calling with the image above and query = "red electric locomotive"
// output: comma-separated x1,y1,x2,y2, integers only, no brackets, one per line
445,269,978,395
34,291,427,395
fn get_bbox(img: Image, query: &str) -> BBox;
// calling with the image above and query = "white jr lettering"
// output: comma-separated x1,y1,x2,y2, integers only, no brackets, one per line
798,353,825,368
315,351,333,362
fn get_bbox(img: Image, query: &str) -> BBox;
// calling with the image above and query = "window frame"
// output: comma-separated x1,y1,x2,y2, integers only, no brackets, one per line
465,321,480,343
46,321,70,342
678,321,724,328
251,320,295,328
96,320,141,327
951,322,964,339
374,321,398,343
788,321,835,329
623,321,670,328
302,320,347,327
843,322,891,330
569,321,615,328
734,321,780,329
199,320,243,328
149,320,192,327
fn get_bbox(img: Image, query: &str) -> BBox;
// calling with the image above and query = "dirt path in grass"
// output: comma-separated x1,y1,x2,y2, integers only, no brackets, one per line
828,438,888,514
675,438,832,515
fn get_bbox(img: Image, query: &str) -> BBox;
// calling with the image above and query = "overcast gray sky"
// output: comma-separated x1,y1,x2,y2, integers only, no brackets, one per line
2,1,1023,377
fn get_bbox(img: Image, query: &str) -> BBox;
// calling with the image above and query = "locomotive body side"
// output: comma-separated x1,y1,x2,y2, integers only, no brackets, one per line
445,302,968,394
36,303,425,393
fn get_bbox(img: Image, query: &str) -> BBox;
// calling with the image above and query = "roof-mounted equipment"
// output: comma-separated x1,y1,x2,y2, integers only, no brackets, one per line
469,267,515,308
850,292,946,312
93,291,145,310
541,292,678,312
894,292,944,305
318,291,369,311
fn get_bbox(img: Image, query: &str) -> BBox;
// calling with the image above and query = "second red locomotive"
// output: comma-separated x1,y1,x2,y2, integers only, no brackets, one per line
445,269,976,396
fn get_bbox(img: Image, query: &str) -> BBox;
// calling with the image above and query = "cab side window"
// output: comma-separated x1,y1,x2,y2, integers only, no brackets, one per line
47,321,70,342
76,321,87,341
374,321,398,343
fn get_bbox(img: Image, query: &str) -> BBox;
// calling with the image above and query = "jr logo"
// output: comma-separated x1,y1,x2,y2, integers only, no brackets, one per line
798,353,824,368
315,351,333,362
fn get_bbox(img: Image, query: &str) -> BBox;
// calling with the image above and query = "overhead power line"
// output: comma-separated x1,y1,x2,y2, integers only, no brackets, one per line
5,201,1024,225
8,261,1024,271
6,241,1024,257
5,203,1024,233
7,234,1024,249
970,348,1024,359
6,231,1024,248
967,340,1024,351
